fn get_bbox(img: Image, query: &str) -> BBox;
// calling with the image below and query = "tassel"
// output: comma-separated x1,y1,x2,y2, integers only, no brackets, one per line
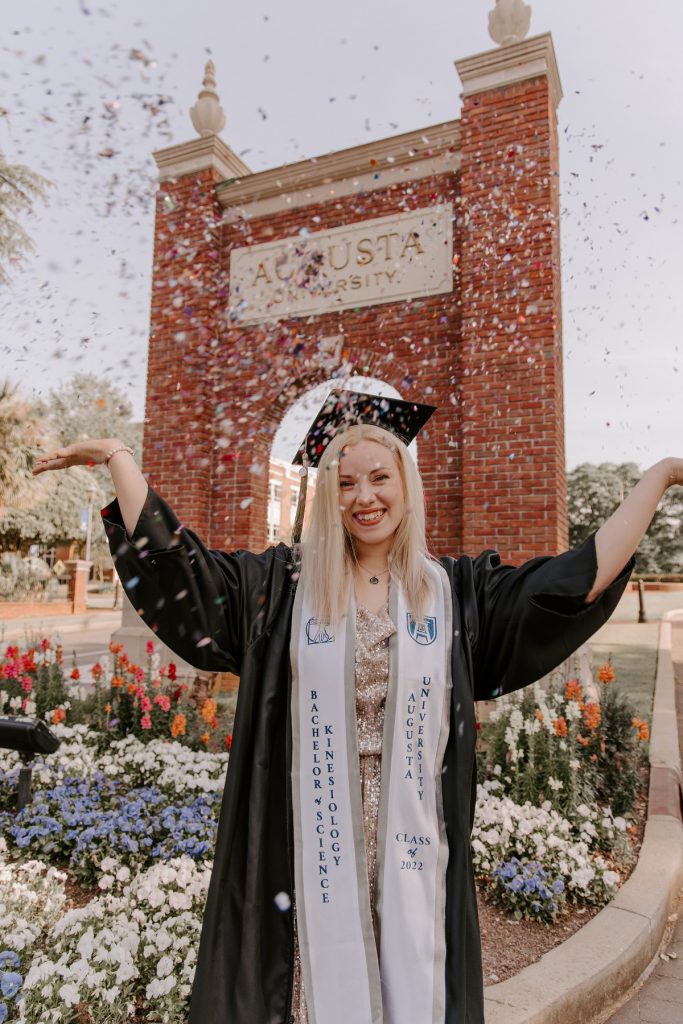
292,454,309,545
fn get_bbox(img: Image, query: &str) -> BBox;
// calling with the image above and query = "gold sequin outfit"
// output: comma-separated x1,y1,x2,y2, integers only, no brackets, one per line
290,605,396,1023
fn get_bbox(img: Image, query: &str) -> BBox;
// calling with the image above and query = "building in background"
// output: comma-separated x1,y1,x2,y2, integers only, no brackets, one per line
267,458,316,544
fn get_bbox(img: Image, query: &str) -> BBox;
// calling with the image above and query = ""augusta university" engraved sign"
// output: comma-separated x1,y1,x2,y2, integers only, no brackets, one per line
229,205,453,324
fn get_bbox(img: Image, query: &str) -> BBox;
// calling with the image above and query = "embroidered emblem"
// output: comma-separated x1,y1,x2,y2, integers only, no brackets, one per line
406,613,437,646
305,618,335,645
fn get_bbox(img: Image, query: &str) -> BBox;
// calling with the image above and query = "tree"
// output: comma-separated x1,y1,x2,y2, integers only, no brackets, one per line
568,463,683,575
0,376,140,572
0,149,50,284
46,372,141,456
0,379,44,508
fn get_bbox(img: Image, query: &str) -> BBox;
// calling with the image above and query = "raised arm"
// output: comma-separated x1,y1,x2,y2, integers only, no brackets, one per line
453,458,682,701
32,438,291,673
588,457,683,601
33,436,146,536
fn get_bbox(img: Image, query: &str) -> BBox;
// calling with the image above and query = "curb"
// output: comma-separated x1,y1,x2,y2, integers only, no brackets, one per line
483,612,683,1024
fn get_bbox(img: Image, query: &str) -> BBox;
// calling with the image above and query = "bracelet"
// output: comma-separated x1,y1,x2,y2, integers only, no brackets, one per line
104,445,135,466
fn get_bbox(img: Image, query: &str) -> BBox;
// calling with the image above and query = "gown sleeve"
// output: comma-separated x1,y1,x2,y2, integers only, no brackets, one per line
459,533,634,701
101,484,288,675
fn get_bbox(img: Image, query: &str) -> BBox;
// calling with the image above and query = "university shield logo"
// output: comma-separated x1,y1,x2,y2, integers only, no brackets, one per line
305,618,335,645
406,613,437,646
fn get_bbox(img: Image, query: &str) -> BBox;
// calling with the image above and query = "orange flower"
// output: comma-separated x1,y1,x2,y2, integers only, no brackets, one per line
171,713,187,738
111,675,124,689
598,663,615,684
552,716,568,737
51,707,66,725
104,703,112,714
200,732,209,745
576,734,590,747
632,718,650,741
534,709,544,721
565,679,583,702
109,642,124,654
582,702,601,731
201,698,218,725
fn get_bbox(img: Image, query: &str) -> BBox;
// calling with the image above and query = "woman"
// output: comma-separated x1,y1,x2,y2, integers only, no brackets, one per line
33,411,683,1024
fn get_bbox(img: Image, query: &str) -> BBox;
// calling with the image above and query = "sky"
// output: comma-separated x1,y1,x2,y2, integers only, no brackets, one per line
1,0,681,470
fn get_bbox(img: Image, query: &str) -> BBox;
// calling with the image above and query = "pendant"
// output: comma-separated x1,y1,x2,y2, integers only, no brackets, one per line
369,576,379,585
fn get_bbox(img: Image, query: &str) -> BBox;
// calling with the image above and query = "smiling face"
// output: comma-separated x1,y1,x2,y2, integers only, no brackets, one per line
338,439,406,555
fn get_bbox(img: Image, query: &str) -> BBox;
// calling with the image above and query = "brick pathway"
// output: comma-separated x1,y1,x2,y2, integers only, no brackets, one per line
607,618,683,1024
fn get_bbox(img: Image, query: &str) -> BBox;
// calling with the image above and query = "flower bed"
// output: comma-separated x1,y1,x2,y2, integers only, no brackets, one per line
0,641,648,1021
474,671,648,922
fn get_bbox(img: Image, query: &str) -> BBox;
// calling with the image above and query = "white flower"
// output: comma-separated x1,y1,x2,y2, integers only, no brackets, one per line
603,870,620,888
156,955,174,978
146,975,176,998
548,777,563,792
59,982,82,1006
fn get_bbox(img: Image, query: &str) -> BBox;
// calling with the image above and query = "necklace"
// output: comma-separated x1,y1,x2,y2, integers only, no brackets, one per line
355,561,390,585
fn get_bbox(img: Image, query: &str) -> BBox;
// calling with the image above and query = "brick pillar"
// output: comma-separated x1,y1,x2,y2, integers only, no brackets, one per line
110,135,252,670
146,136,251,537
455,34,567,562
64,560,92,615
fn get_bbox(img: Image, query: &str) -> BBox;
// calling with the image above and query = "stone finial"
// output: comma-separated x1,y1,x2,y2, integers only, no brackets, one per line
488,0,532,46
189,60,226,137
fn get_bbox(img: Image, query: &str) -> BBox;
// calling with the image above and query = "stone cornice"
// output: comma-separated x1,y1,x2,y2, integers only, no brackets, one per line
455,32,562,110
215,120,460,209
153,135,252,182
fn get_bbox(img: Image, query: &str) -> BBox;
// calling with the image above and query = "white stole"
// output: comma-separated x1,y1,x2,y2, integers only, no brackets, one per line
290,560,452,1024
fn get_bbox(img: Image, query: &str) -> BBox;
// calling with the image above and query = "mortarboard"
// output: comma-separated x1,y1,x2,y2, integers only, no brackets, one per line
293,389,436,469
290,389,436,543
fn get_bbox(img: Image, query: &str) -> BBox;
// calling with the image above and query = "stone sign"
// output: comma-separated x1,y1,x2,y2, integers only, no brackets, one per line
229,205,454,323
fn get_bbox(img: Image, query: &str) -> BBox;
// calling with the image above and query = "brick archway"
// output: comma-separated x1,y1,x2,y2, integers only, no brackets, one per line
144,34,567,564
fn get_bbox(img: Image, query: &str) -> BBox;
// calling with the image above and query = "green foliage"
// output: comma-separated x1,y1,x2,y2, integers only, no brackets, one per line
0,149,50,284
0,552,51,600
595,682,643,816
46,372,141,459
0,380,44,507
568,462,683,574
0,374,140,566
480,671,646,828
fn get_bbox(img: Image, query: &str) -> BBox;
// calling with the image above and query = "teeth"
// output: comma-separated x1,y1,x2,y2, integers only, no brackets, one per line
356,510,384,523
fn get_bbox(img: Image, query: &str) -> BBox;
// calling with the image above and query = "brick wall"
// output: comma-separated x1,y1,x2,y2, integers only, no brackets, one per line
143,168,224,539
458,75,567,562
212,171,461,554
144,70,566,563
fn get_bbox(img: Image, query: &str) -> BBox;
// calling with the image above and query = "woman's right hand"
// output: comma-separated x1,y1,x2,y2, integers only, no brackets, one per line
32,438,123,476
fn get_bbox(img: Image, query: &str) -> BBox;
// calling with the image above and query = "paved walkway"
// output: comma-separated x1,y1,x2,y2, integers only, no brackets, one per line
606,616,683,1024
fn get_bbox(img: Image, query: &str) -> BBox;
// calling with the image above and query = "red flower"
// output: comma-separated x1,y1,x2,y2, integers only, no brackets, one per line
146,640,154,655
225,733,233,751
70,667,80,680
168,663,177,682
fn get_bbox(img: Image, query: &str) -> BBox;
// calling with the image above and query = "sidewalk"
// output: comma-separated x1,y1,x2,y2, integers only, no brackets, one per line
605,614,683,1024
0,605,122,641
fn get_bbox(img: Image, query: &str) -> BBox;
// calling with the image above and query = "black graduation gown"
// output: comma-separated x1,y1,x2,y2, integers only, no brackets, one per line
102,486,634,1024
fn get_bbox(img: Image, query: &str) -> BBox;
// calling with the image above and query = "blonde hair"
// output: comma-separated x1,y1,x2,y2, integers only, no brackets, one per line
301,423,433,624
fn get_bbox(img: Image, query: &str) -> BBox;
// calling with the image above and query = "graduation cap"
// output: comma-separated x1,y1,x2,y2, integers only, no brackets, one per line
290,389,436,543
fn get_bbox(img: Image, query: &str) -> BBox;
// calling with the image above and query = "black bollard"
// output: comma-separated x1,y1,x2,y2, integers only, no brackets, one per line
0,717,60,813
637,579,647,623
17,756,33,811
